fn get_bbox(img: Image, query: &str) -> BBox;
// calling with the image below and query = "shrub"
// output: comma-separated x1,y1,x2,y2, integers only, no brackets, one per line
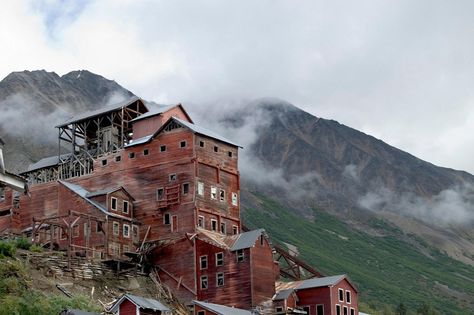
15,237,31,250
29,244,44,253
0,240,16,258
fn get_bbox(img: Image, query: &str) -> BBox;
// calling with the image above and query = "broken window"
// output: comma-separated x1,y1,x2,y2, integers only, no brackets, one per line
197,182,204,196
123,224,130,238
220,222,226,234
276,307,284,313
132,225,139,240
123,245,130,253
211,219,217,232
232,192,238,206
111,197,117,210
182,183,189,195
113,222,119,236
232,225,238,235
157,188,164,200
199,140,205,147
101,159,107,166
214,146,218,152
216,252,224,266
123,201,129,214
236,249,244,262
219,189,225,202
160,145,167,152
115,155,121,162
210,186,217,199
128,152,135,159
228,151,233,157
73,225,79,238
198,216,204,228
169,173,177,181
143,148,149,156
200,255,208,269
163,213,171,225
216,272,224,287
180,140,186,148
317,305,324,315
60,228,67,240
200,275,208,290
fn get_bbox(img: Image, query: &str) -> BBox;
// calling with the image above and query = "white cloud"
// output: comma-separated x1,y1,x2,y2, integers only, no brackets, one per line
1,0,474,173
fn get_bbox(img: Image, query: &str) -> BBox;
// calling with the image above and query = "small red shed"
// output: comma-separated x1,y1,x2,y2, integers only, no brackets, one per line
109,293,171,315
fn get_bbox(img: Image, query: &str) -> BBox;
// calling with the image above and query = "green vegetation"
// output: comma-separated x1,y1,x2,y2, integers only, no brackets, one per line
242,193,474,315
0,240,99,315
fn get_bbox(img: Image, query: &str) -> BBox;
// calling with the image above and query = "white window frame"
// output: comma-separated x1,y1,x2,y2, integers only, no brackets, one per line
232,225,238,235
169,173,177,181
210,186,217,200
123,224,130,238
220,222,226,234
316,304,324,315
236,249,244,262
350,308,355,315
197,182,204,196
343,306,348,315
219,189,225,202
198,215,205,228
346,290,351,304
123,200,129,214
216,252,224,266
336,304,341,315
232,192,238,206
112,222,119,236
182,182,189,195
200,275,208,290
111,197,117,210
200,255,208,270
180,140,187,148
216,272,224,287
338,288,344,302
210,219,217,231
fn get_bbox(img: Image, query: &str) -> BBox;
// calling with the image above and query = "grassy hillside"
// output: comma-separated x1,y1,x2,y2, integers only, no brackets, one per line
242,193,474,314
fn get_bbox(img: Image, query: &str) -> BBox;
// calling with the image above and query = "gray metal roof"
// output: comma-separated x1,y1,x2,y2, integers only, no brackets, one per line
173,117,241,147
231,228,265,251
193,300,252,315
296,275,345,290
56,96,145,127
272,288,294,301
130,104,177,123
60,309,100,315
26,154,69,172
124,134,153,148
85,187,118,198
110,294,170,312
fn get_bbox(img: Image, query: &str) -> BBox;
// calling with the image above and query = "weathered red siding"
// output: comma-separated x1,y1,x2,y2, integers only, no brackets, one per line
119,299,136,315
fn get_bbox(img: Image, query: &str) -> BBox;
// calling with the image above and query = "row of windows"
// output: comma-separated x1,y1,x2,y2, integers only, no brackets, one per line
108,242,131,256
197,182,238,206
197,216,239,235
335,305,355,315
199,252,224,269
198,140,235,158
112,221,139,239
200,273,225,289
110,197,130,214
338,289,352,304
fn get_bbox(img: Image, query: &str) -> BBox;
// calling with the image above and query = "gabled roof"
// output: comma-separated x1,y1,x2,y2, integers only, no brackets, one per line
297,274,346,290
56,96,147,127
86,186,135,201
59,180,133,221
110,294,170,312
125,116,241,148
272,288,295,301
231,228,266,251
131,103,193,123
193,300,252,315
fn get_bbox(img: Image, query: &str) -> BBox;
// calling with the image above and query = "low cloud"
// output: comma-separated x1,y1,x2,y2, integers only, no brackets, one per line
358,184,474,227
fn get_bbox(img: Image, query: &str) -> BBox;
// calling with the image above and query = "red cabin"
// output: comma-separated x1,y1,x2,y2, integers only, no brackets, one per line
109,294,171,315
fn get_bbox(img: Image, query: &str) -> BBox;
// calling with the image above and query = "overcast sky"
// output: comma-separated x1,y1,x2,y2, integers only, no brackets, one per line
1,0,474,173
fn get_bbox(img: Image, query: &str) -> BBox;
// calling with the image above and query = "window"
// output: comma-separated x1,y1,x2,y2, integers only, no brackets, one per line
200,255,208,269
338,288,344,302
200,275,208,289
214,146,218,152
219,189,225,202
199,141,204,147
180,140,186,148
198,216,204,228
210,186,217,199
123,201,129,214
316,304,324,315
84,222,90,237
60,228,67,240
197,311,205,315
216,272,224,287
182,183,189,195
113,222,119,236
236,249,244,262
343,306,348,315
303,306,310,315
157,188,164,200
228,151,233,157
101,159,107,166
350,308,355,315
346,290,351,304
216,252,224,266
232,225,238,235
160,145,166,152
123,224,130,238
276,307,283,313
211,219,217,232
143,148,149,156
115,155,121,162
336,305,341,315
197,182,204,196
220,222,226,234
111,197,117,210
73,225,79,238
169,173,177,181
132,225,139,240
123,245,130,253
163,213,171,225
232,192,238,206
128,152,135,159
260,234,264,246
